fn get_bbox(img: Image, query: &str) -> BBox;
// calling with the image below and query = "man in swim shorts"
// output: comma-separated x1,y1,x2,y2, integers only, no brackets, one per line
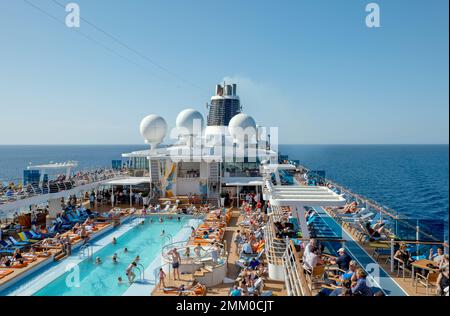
170,248,181,280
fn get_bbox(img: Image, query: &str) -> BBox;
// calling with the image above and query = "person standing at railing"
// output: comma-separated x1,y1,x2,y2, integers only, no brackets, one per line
211,242,219,264
89,191,95,209
193,243,205,258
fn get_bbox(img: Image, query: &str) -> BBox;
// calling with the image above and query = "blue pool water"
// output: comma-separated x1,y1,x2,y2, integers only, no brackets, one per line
31,216,200,296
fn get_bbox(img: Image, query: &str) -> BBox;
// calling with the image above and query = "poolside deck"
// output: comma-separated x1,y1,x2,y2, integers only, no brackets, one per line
0,217,118,294
151,208,287,296
0,254,55,290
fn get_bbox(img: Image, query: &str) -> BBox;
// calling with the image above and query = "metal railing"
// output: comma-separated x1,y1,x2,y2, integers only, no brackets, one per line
153,262,171,285
78,243,93,258
0,169,129,206
160,240,226,266
263,215,287,265
299,166,448,244
282,240,311,296
161,234,173,246
135,263,145,280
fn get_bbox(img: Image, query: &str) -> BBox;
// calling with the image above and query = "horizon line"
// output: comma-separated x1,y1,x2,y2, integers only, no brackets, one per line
0,143,448,146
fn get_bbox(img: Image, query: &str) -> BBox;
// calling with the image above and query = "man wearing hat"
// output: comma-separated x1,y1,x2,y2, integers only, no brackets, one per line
330,247,352,271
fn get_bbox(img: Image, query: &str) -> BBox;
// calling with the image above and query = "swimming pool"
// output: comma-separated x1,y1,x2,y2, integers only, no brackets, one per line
5,216,201,296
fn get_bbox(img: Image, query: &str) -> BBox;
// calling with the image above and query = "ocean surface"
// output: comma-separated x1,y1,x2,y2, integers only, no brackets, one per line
0,144,448,237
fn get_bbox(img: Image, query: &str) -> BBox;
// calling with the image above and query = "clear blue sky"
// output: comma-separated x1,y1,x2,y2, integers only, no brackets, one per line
0,0,448,144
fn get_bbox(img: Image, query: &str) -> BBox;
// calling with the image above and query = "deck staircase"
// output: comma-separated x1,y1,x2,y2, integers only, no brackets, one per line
208,162,220,201
150,160,160,183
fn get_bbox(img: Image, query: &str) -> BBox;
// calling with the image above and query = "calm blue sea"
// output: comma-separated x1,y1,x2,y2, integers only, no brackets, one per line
0,144,448,236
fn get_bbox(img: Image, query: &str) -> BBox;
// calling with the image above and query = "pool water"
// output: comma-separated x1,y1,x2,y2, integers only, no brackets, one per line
34,216,200,296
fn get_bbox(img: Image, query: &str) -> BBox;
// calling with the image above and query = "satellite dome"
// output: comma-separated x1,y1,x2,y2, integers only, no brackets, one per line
176,109,204,135
139,114,167,146
204,125,228,146
228,113,257,142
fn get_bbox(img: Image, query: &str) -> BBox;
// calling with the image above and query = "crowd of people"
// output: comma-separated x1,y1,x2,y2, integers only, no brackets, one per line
228,198,269,296
0,168,122,203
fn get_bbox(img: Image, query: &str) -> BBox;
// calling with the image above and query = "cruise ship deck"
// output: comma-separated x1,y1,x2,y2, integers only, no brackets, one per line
1,83,448,297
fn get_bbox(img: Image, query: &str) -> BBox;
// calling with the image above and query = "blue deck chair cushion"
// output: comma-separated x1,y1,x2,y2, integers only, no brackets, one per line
8,236,29,246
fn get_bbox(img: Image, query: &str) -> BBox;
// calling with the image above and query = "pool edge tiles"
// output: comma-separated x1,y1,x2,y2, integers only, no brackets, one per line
122,217,202,296
3,217,136,296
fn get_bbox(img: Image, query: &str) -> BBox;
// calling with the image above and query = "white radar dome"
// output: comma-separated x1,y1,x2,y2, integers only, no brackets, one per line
228,113,257,142
176,108,204,135
139,114,167,146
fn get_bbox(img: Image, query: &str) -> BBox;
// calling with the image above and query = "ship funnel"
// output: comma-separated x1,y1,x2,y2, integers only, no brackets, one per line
232,83,237,96
215,84,223,96
225,84,233,96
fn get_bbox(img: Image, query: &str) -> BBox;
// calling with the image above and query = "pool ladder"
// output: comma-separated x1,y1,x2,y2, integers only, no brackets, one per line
131,215,145,227
161,234,173,246
134,263,145,280
79,243,93,258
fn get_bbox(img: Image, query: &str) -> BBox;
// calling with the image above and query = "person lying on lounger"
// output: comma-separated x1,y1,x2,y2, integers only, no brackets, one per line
163,283,204,295
365,221,385,239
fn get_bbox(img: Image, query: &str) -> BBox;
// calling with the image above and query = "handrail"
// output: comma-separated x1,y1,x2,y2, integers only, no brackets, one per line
161,234,173,246
0,169,130,208
153,261,171,285
161,240,226,265
264,214,287,265
301,166,446,243
137,263,145,280
370,240,449,247
282,239,311,296
134,266,144,280
79,243,93,258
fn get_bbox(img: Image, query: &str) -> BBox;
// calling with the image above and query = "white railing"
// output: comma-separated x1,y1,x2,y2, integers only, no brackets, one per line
263,215,286,265
282,240,311,296
0,169,129,206
78,243,93,258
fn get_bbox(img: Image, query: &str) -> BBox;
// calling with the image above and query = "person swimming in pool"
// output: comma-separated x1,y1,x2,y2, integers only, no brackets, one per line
112,253,118,263
112,237,117,245
134,255,140,263
160,230,165,236
124,247,128,253
159,217,163,223
95,257,102,264
118,276,123,284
